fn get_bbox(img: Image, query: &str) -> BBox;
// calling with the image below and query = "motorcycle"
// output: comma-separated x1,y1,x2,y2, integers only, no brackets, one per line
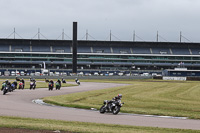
30,81,36,90
55,82,61,90
2,85,9,95
76,80,80,85
99,100,124,115
48,82,53,91
62,79,66,83
18,82,23,89
10,83,16,91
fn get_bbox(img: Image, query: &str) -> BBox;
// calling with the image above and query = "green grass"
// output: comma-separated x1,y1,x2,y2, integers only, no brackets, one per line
0,79,77,89
0,116,198,133
44,79,200,119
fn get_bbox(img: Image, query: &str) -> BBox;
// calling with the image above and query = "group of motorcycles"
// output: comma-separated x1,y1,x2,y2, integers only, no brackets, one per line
2,82,13,95
1,78,36,95
48,81,61,91
47,79,65,91
48,78,80,91
2,78,123,115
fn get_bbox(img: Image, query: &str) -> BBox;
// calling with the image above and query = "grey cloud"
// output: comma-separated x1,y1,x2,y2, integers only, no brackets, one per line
0,0,200,42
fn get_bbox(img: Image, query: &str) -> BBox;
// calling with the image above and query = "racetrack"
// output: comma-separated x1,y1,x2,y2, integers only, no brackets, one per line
0,82,200,130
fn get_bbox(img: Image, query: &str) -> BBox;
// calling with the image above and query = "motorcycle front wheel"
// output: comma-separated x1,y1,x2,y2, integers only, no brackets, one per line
3,89,6,95
112,106,120,115
100,105,106,114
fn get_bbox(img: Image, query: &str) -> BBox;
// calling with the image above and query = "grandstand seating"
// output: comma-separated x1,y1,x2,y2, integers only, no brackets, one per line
77,46,91,53
113,62,132,65
93,62,113,65
52,45,71,53
171,48,190,55
0,45,9,51
151,47,170,54
1,39,200,71
112,47,131,54
78,61,91,64
190,48,200,55
153,63,172,66
12,44,30,52
132,47,151,54
92,46,111,53
32,45,51,52
133,62,152,66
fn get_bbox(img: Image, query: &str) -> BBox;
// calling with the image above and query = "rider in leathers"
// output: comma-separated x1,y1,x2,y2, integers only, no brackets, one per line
107,94,122,111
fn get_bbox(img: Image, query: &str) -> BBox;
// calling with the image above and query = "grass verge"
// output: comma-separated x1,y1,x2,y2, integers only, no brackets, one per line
0,116,199,133
44,79,200,119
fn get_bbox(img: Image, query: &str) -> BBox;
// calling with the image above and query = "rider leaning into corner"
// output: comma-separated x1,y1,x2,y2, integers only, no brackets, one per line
57,79,61,87
108,94,122,111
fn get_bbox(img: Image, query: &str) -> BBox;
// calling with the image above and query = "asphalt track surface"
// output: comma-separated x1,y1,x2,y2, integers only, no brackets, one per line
0,82,200,130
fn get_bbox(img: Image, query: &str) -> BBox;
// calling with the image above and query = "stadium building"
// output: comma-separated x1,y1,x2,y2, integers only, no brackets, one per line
0,38,200,75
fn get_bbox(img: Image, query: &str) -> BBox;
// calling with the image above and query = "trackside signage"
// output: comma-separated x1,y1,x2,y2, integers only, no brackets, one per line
163,76,186,81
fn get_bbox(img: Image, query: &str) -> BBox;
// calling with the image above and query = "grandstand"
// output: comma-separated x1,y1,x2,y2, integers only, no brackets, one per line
0,38,200,75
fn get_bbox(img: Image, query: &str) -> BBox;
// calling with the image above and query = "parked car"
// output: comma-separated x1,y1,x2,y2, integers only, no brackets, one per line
35,72,40,76
77,72,84,76
50,72,54,76
61,72,67,76
20,71,25,76
55,72,60,76
94,72,99,76
85,73,91,76
11,71,16,76
118,72,124,76
109,73,114,76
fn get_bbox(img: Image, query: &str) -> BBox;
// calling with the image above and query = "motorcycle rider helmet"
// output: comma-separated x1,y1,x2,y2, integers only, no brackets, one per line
118,94,122,98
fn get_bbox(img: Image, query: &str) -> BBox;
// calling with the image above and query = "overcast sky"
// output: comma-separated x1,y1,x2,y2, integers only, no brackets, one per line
0,0,200,42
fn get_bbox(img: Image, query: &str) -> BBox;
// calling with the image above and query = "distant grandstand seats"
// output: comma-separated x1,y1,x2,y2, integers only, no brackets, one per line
77,46,91,53
153,63,172,66
151,47,170,54
171,48,190,55
113,62,132,65
52,45,71,53
12,44,30,52
93,62,113,65
0,45,9,51
190,48,200,55
93,46,111,53
132,47,151,54
133,62,152,66
32,45,51,52
112,47,131,54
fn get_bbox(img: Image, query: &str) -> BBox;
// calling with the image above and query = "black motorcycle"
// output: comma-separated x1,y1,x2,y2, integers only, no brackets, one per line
10,83,16,92
62,79,66,83
2,86,9,95
76,80,80,85
48,82,53,91
30,81,36,90
100,100,124,115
